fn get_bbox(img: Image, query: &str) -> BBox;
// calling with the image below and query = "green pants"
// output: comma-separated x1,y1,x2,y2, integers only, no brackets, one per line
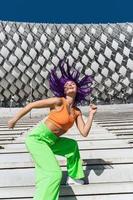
24,121,85,200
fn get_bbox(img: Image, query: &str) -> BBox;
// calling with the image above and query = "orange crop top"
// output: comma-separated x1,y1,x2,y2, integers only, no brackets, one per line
46,97,82,132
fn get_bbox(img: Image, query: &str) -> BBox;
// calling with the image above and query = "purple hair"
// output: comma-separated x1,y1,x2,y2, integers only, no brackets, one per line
48,59,94,105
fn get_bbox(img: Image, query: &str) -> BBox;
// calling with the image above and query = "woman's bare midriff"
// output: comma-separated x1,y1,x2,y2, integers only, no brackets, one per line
42,118,66,137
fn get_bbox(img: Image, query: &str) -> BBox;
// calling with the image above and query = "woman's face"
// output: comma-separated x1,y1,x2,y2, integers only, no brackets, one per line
64,80,77,95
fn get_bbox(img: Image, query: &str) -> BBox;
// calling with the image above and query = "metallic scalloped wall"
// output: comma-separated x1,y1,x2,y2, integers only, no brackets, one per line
0,21,133,107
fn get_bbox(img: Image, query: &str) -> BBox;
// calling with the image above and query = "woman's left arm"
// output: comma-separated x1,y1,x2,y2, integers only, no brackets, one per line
75,104,97,137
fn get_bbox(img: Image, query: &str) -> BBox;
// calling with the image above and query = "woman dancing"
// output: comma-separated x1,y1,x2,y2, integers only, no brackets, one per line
8,59,97,200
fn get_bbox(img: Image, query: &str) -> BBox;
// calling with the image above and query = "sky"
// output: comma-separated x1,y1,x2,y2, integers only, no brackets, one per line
0,0,133,24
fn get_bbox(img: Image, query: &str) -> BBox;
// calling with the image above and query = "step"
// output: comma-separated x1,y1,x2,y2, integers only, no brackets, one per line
106,126,133,130
95,119,133,123
0,131,26,135
0,148,133,169
98,122,133,127
2,135,133,145
1,147,133,159
0,124,35,128
1,163,133,186
96,121,133,125
110,129,133,133
1,139,132,153
60,194,133,200
0,182,133,199
0,127,33,131
2,194,133,200
2,136,133,145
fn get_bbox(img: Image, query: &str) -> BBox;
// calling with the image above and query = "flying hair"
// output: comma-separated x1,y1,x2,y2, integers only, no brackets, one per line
48,59,94,105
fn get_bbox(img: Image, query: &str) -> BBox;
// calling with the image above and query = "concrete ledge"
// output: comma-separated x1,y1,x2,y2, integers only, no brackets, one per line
1,103,133,118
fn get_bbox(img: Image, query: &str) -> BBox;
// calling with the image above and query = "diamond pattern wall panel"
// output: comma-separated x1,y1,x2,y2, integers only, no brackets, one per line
0,21,133,107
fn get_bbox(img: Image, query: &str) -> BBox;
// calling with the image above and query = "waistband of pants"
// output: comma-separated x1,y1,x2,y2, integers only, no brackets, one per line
40,120,59,141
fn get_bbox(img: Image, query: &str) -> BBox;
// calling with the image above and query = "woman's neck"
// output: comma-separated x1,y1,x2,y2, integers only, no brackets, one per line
64,96,75,108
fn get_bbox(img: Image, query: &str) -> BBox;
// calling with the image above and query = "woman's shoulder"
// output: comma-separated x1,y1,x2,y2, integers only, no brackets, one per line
74,106,82,112
73,106,82,116
52,96,64,106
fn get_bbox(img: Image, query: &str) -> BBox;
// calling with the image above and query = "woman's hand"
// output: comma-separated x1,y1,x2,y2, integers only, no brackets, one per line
89,104,97,115
8,118,17,129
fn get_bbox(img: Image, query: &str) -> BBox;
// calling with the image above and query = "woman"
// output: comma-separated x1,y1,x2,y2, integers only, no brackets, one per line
8,59,97,200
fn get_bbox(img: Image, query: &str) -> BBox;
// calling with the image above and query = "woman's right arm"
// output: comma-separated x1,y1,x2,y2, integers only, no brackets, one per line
8,97,62,129
8,103,32,129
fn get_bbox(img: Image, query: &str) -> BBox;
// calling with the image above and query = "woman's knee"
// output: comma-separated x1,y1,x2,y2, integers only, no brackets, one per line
69,139,79,149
